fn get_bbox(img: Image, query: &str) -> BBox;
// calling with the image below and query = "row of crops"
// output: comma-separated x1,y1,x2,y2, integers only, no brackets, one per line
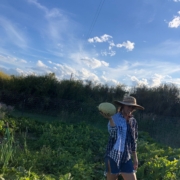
0,113,180,180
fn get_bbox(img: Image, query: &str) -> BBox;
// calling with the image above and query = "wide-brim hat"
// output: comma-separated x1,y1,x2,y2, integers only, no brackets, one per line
114,96,144,110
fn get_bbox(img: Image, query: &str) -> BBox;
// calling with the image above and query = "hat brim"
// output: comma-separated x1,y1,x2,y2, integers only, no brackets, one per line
114,100,144,110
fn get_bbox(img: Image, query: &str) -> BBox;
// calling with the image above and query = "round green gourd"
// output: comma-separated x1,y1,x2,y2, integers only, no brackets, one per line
98,102,116,116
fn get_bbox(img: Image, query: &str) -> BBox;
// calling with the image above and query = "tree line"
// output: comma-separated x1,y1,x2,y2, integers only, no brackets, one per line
0,72,180,117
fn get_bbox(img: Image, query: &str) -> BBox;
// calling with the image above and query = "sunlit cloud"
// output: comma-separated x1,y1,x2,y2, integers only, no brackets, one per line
130,76,149,87
101,76,122,86
1,55,180,88
36,60,48,68
88,34,112,43
88,34,135,55
80,57,109,69
116,41,135,51
168,11,180,28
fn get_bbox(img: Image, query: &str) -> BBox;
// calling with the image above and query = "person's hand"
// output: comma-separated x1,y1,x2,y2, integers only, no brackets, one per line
133,158,138,171
99,111,112,120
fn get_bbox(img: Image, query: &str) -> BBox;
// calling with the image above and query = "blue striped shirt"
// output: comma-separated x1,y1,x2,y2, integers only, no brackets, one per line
105,112,138,165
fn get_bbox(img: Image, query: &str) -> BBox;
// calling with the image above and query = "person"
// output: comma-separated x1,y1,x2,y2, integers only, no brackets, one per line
100,96,144,180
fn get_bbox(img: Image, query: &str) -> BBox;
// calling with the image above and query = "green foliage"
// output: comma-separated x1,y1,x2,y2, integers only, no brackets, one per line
1,72,180,118
0,116,108,179
131,84,180,116
137,132,180,180
0,125,14,169
0,115,180,179
0,73,126,115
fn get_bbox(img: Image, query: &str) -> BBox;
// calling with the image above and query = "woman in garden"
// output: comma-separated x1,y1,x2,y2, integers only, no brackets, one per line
100,96,144,180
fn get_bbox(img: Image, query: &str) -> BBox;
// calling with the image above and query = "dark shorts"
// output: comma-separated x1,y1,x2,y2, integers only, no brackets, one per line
104,156,134,175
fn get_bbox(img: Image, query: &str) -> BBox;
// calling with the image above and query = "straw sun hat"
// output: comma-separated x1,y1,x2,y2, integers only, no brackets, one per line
114,96,144,110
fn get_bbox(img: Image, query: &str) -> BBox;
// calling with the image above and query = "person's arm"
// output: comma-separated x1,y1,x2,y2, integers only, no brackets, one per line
108,116,115,127
100,112,117,137
130,118,138,171
100,112,115,127
132,151,138,171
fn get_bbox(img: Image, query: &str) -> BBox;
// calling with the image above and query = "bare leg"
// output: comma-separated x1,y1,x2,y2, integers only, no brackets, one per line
106,160,119,180
121,173,137,180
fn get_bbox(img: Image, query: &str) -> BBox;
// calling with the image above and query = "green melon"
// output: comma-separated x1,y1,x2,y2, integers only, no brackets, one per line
98,102,116,116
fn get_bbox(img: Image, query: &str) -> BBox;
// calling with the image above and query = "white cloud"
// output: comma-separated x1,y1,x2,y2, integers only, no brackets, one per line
88,34,135,53
116,41,135,51
173,0,180,2
36,60,48,68
168,11,180,28
101,50,116,56
88,34,112,43
101,76,121,86
1,50,180,88
148,74,164,87
80,57,109,69
20,59,27,63
109,42,115,50
0,54,30,68
79,68,99,81
28,0,48,13
16,68,25,75
129,73,180,88
130,76,148,87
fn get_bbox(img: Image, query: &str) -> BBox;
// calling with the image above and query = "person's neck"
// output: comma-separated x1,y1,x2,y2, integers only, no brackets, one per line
122,111,132,121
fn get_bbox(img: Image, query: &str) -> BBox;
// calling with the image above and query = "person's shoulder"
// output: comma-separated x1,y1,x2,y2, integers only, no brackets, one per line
112,113,125,124
112,112,123,119
130,116,136,120
129,116,137,124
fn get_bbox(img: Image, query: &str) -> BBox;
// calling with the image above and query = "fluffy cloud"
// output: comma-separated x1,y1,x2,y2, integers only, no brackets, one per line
130,74,168,88
148,74,164,87
36,60,48,68
80,57,109,69
130,76,149,87
168,11,180,28
88,34,135,54
88,34,112,43
116,41,135,51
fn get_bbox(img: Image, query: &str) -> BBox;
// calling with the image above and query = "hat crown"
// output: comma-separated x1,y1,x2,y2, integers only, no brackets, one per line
114,96,144,110
123,96,136,105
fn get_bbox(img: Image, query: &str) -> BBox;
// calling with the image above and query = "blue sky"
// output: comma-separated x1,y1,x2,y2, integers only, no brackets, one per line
0,0,180,87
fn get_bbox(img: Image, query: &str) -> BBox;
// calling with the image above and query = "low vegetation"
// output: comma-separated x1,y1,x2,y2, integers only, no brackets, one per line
0,72,180,179
0,111,179,179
